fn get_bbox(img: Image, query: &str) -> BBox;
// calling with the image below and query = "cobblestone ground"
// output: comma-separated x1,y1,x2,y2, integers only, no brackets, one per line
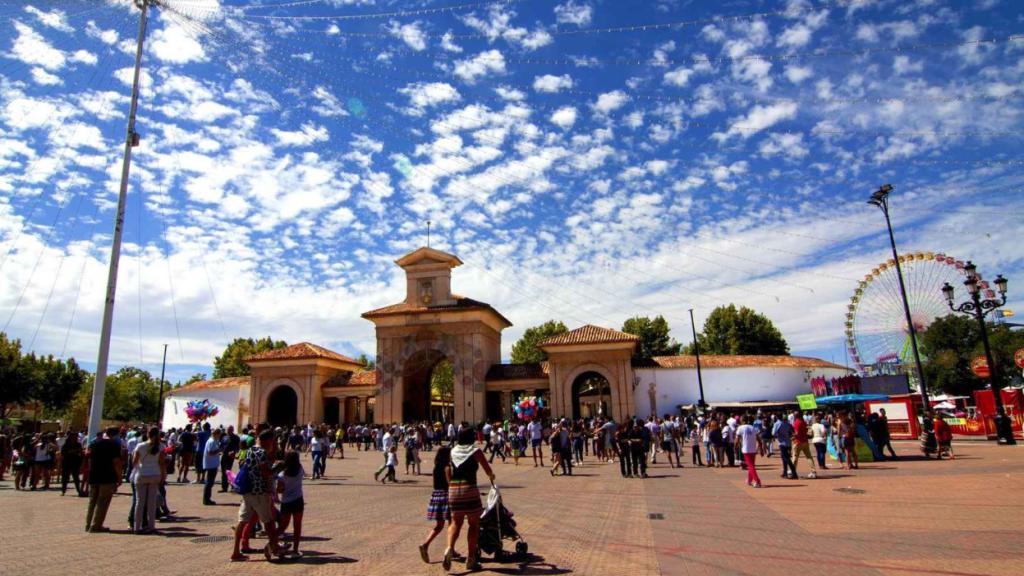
2,440,1022,576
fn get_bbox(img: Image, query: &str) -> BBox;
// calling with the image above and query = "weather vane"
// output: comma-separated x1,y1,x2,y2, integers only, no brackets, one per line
427,220,431,247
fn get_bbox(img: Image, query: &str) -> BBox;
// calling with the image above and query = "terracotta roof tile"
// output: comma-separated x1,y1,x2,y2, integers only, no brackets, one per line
485,362,549,381
539,324,640,347
350,369,377,386
246,342,362,365
634,355,851,371
168,376,249,396
362,295,512,326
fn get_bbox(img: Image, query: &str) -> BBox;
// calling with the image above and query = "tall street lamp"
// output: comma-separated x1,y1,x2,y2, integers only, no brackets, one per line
868,184,929,407
941,263,1015,444
688,308,706,412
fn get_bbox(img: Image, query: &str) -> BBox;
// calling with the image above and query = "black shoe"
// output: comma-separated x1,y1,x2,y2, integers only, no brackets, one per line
204,500,217,506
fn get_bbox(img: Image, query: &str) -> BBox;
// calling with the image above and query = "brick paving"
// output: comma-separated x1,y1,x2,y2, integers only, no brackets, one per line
1,440,1022,576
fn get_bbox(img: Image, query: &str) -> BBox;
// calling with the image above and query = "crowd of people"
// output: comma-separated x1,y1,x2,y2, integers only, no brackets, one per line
0,405,965,571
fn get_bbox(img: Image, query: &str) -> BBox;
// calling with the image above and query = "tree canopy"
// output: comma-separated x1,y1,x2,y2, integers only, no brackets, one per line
0,333,89,419
356,353,376,369
921,314,1024,395
685,305,790,355
212,337,287,378
621,315,682,359
66,366,163,425
511,320,568,364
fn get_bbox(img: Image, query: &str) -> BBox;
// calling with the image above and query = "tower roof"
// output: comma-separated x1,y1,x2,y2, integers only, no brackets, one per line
539,324,640,347
395,246,463,268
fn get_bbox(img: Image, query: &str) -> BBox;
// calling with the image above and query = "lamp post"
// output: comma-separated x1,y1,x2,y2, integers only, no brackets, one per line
688,309,706,412
941,263,1014,443
867,184,929,407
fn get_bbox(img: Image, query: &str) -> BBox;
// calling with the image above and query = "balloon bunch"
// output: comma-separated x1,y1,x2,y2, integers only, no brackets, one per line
185,399,220,423
512,396,544,420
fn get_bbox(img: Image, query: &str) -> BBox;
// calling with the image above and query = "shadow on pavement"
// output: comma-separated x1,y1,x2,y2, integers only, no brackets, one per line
472,553,572,575
279,550,357,565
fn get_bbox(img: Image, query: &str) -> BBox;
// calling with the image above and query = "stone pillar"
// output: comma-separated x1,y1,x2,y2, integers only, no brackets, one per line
358,396,368,423
500,390,511,420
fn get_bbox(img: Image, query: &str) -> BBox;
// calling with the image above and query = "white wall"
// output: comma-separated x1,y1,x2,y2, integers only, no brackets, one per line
633,366,852,418
162,387,244,431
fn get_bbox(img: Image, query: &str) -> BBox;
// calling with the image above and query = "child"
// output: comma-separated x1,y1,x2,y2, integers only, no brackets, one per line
419,446,451,563
277,451,305,556
382,445,398,483
509,426,522,466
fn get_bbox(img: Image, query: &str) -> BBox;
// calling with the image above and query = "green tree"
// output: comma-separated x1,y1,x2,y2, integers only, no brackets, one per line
622,315,682,359
511,320,568,364
64,366,161,425
184,373,207,386
430,360,454,422
212,337,287,378
32,355,89,415
684,304,789,355
356,353,376,369
921,315,1024,395
0,333,39,418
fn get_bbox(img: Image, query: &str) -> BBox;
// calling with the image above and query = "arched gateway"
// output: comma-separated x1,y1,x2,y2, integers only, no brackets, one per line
362,247,511,425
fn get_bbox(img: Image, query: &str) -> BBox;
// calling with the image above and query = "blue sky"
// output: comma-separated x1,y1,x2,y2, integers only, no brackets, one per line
1,0,1022,384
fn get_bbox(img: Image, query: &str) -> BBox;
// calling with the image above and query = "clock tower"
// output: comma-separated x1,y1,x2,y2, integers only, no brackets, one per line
397,246,462,308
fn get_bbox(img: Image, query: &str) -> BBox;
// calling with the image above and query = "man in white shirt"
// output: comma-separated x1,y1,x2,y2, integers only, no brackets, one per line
526,419,544,467
735,415,762,487
645,418,660,464
202,429,223,505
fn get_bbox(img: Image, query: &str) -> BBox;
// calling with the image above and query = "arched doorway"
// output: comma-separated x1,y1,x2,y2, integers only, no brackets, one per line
572,371,611,420
267,385,298,427
402,350,446,423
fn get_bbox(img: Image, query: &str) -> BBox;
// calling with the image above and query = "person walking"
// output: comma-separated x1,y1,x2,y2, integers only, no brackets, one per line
85,427,123,533
526,418,544,468
276,450,305,556
876,408,898,459
810,413,828,469
628,420,648,478
689,421,703,466
310,429,326,479
791,412,818,479
774,415,796,479
420,446,453,564
130,427,166,534
935,415,955,460
60,430,85,497
735,415,762,488
231,430,286,562
443,428,495,572
708,420,724,468
176,425,195,483
219,426,239,493
202,428,223,505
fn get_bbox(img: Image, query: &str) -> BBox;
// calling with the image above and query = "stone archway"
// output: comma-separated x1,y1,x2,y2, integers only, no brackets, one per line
572,371,612,420
562,363,618,421
266,385,299,427
401,349,447,423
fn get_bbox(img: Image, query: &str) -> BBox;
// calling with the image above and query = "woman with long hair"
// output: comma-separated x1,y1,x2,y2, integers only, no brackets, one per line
277,450,305,556
443,428,495,572
60,430,84,496
420,445,453,563
131,427,166,534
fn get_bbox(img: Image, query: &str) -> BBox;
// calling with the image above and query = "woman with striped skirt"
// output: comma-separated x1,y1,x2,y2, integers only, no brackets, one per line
443,427,495,572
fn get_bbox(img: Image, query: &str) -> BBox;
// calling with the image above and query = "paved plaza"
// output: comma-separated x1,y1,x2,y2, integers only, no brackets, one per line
2,440,1023,576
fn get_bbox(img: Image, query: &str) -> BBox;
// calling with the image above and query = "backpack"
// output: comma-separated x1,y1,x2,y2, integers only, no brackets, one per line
232,461,253,494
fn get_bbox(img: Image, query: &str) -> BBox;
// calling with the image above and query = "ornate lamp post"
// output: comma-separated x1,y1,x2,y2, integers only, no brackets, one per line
941,263,1014,443
868,184,929,406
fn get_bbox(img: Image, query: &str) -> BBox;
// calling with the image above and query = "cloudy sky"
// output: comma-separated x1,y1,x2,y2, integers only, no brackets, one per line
1,0,1022,383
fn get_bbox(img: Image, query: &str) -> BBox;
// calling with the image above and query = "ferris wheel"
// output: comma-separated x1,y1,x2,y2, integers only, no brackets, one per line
844,252,998,374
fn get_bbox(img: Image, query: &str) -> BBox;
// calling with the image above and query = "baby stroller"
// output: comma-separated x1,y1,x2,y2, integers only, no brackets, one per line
478,485,528,561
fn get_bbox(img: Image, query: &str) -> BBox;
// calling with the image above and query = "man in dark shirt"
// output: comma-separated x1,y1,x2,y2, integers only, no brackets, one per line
85,427,123,533
177,425,195,483
220,425,240,493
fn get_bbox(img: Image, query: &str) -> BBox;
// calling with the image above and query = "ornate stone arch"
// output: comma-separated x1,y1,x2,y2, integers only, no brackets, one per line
262,377,305,425
560,362,619,420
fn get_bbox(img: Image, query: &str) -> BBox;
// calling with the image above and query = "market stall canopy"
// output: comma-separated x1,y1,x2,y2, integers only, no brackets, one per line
932,401,957,410
815,394,890,405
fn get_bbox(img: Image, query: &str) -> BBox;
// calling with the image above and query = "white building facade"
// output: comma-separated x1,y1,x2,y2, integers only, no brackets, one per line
161,377,251,430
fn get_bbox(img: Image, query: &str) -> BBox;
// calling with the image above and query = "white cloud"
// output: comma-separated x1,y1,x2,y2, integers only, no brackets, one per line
494,86,525,101
10,21,65,70
714,101,798,141
892,55,923,75
311,86,347,118
150,24,206,64
461,6,552,51
69,50,98,65
662,67,693,87
533,74,573,93
24,6,74,33
759,132,808,159
271,123,330,147
453,50,506,83
440,31,463,53
554,1,592,27
30,67,61,86
550,106,577,129
387,20,427,51
784,65,813,84
400,82,461,114
590,90,628,115
86,20,118,45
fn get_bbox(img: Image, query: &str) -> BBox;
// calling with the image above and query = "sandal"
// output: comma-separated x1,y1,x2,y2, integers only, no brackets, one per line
442,548,453,571
418,543,430,564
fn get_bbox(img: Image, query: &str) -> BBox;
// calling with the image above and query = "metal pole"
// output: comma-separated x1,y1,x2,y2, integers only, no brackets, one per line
689,309,706,410
880,197,929,407
86,0,150,440
156,343,167,424
973,294,1006,417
